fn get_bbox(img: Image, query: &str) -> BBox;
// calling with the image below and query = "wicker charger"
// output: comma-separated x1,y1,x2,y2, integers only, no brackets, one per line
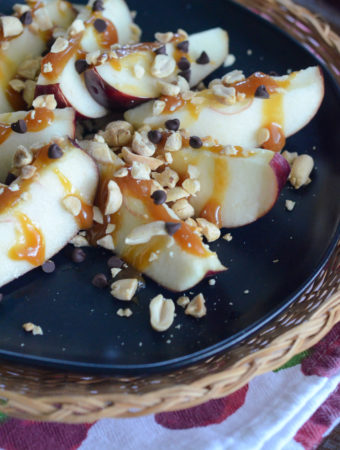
0,0,339,423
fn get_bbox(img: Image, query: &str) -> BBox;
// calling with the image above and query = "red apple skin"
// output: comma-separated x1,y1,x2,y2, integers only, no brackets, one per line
35,83,70,109
269,152,291,192
84,68,153,111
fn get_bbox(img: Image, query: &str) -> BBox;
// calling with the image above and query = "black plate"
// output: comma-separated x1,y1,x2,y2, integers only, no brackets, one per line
1,0,339,374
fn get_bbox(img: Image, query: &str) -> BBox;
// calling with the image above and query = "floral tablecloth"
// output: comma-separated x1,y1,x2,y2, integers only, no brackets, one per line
0,323,339,450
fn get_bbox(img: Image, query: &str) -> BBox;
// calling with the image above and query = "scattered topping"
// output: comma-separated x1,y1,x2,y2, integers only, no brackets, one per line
131,160,151,180
75,59,89,74
43,62,53,74
34,7,52,31
9,79,25,92
165,119,180,132
151,54,176,79
244,289,250,294
32,94,57,110
42,260,55,274
212,85,236,105
158,80,180,97
71,248,86,263
17,57,41,80
22,322,43,335
176,40,189,53
111,268,122,278
107,256,124,269
151,189,167,205
164,132,182,152
223,233,233,242
101,121,133,147
13,146,33,168
177,296,190,307
134,63,145,79
149,294,175,332
117,308,133,318
97,235,115,251
20,11,33,25
48,143,63,159
69,19,85,36
165,222,181,236
189,136,203,149
70,234,89,248
62,196,82,216
86,50,101,65
23,80,36,106
185,293,206,318
0,16,23,38
21,165,36,180
196,51,210,65
122,147,163,171
196,218,221,242
155,31,173,43
132,131,156,156
256,127,270,146
114,167,128,178
289,154,314,189
111,279,138,301
222,69,245,84
148,129,163,144
50,37,69,53
182,178,200,196
94,18,107,33
282,150,298,166
224,53,236,67
285,200,296,211
187,164,200,179
171,198,194,220
13,4,30,15
105,180,123,215
153,100,166,115
11,120,27,134
209,279,216,286
92,273,108,289
254,84,270,99
92,0,104,12
93,206,104,224
166,187,189,203
152,167,179,188
125,221,167,245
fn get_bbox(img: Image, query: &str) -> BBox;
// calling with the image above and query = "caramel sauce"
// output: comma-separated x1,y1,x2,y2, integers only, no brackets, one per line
262,123,285,152
110,58,122,71
261,83,286,152
87,13,118,49
200,158,229,228
231,72,280,97
8,213,45,266
5,85,27,111
160,95,186,114
0,124,12,145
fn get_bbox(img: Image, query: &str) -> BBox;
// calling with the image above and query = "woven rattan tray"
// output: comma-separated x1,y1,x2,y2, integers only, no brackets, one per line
0,0,339,423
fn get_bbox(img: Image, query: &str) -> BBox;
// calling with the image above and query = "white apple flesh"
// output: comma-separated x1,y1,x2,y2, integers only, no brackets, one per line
35,0,136,118
85,28,229,111
170,147,290,228
125,66,324,149
0,138,99,288
0,107,75,182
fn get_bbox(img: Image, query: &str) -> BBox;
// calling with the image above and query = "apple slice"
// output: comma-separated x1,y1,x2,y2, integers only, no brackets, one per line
0,0,77,113
0,107,75,182
0,138,98,288
170,146,290,228
85,28,229,110
125,66,324,151
35,0,137,118
88,170,225,292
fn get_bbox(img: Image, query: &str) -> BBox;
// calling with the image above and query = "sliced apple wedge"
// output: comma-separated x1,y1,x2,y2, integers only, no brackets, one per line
88,170,225,292
85,27,229,111
35,0,137,118
125,66,324,151
170,146,290,228
0,107,75,181
0,0,77,113
0,138,98,288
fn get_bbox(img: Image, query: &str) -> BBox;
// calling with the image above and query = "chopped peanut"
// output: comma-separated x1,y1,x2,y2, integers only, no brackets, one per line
105,180,123,215
196,218,221,242
185,293,207,318
171,198,195,220
289,154,314,189
149,294,175,331
111,279,138,301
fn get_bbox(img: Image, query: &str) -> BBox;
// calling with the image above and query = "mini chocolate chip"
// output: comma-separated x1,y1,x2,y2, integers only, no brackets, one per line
165,222,182,236
155,45,167,55
71,248,86,263
42,260,55,274
151,190,167,205
75,59,90,74
107,255,124,269
254,85,270,99
147,129,163,144
165,119,180,131
92,273,108,288
20,11,32,25
5,172,16,185
269,71,279,76
178,69,191,82
92,0,104,11
48,143,63,159
11,120,27,134
94,18,107,33
189,136,203,149
177,57,190,71
196,51,210,64
176,40,189,53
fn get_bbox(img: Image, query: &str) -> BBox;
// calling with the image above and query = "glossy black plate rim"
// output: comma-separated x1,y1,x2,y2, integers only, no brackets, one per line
0,0,339,375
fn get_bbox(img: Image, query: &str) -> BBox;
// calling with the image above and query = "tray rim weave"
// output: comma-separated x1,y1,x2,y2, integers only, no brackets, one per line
0,0,339,423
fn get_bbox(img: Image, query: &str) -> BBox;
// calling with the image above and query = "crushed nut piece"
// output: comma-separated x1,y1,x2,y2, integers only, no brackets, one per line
158,80,180,96
106,224,116,234
151,54,176,78
152,167,179,188
50,37,69,53
224,53,236,67
69,18,85,36
62,196,81,216
132,131,156,157
0,16,23,38
166,187,189,202
257,127,270,146
222,145,238,156
182,178,200,195
97,235,115,251
105,180,123,215
131,160,151,180
13,145,33,168
21,165,36,179
122,147,163,170
17,58,41,80
282,150,298,166
209,279,216,286
22,322,43,335
164,152,173,164
187,164,200,179
9,79,25,92
13,4,30,15
222,69,245,84
111,279,138,301
171,198,194,220
32,94,57,110
81,140,118,165
196,218,221,242
129,23,141,43
111,267,121,278
114,167,128,177
125,221,166,245
223,233,233,242
86,50,101,65
164,132,182,152
34,7,53,31
134,63,145,79
155,31,173,43
23,80,36,106
101,120,134,147
43,62,53,73
70,234,89,247
117,308,133,317
93,206,104,224
149,294,175,332
212,84,236,105
289,154,314,189
285,199,296,211
177,296,190,308
153,100,166,115
185,293,206,318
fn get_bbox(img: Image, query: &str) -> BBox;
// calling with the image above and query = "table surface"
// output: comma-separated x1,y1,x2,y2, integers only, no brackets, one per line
296,0,340,33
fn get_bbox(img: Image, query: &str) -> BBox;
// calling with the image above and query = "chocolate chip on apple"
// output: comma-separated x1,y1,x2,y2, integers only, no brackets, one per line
254,85,270,99
42,260,55,274
92,273,108,288
151,190,167,205
155,45,167,55
71,248,86,263
20,11,32,25
165,119,180,131
75,59,90,74
94,18,107,33
165,222,182,236
48,143,63,159
11,120,27,134
178,69,191,82
196,51,210,64
147,129,163,144
189,136,203,149
178,57,190,71
176,40,189,53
